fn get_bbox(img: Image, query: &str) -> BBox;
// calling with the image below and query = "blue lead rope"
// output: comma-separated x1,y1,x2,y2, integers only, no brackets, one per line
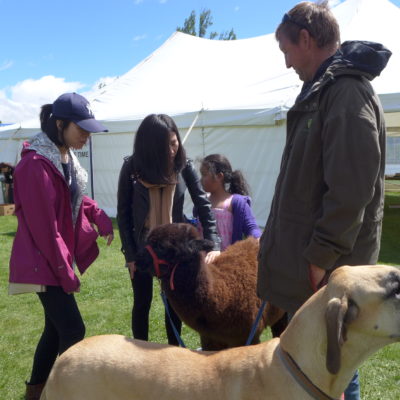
245,300,267,346
160,291,186,348
162,290,266,349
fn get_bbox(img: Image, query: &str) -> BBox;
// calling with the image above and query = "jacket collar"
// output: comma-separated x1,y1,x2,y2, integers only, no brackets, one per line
27,132,88,223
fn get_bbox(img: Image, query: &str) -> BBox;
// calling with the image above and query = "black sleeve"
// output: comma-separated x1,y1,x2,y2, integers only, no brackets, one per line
117,158,137,263
182,159,221,250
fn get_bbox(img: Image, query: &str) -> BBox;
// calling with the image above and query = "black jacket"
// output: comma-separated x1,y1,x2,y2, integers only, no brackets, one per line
117,157,220,262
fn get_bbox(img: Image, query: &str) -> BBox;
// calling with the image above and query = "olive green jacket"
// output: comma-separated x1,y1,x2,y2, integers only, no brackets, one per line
257,41,391,314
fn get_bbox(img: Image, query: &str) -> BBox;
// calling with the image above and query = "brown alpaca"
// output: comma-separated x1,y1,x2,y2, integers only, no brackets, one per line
135,223,284,350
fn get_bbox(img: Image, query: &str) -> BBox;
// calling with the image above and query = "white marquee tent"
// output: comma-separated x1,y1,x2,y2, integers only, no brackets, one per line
1,0,399,224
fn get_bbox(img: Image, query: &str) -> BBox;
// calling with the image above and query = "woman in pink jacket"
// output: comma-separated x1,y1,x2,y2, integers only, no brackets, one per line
8,93,114,400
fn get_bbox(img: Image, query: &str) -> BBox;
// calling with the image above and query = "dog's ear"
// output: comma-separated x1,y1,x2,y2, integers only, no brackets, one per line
325,297,347,374
325,296,359,375
189,239,215,254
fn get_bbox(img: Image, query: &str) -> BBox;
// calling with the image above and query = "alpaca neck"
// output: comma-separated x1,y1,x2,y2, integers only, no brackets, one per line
162,256,212,307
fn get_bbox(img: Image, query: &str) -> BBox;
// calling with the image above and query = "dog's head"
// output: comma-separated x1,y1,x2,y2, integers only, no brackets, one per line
135,223,215,277
325,265,400,374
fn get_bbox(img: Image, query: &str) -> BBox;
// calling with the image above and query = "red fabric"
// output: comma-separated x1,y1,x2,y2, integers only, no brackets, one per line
144,245,169,279
169,264,178,290
144,245,178,290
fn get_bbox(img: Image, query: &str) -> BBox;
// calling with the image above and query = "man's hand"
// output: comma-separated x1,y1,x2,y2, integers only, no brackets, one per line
309,263,326,292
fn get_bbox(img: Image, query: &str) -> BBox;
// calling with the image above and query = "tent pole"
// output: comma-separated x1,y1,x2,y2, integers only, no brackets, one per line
202,127,205,157
182,108,203,145
89,136,95,200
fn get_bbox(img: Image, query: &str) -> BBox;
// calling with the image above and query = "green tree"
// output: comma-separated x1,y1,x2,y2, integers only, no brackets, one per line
177,9,236,40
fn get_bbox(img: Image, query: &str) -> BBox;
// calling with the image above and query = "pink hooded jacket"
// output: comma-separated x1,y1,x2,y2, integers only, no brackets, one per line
9,133,113,293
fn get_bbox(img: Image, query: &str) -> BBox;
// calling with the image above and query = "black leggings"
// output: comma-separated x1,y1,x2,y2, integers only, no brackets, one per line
131,270,182,345
29,286,85,384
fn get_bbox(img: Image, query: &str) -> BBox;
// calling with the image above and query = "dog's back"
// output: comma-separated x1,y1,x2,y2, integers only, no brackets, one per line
41,265,400,400
41,334,282,400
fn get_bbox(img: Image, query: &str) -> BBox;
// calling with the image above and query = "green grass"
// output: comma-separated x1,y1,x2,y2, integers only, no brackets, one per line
1,191,400,399
380,191,400,265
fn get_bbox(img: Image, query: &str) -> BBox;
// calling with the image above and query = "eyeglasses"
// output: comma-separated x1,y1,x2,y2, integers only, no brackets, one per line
281,13,309,31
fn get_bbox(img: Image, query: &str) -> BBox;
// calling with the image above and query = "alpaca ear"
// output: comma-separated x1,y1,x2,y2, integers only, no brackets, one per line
325,295,359,375
189,239,215,253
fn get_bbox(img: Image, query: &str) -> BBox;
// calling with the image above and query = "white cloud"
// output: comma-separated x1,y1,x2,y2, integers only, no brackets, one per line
0,97,38,123
11,76,84,104
0,75,84,123
0,60,13,72
329,0,342,7
133,34,147,41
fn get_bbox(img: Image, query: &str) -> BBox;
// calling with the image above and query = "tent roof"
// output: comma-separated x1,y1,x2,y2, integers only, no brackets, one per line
84,0,400,128
88,31,297,129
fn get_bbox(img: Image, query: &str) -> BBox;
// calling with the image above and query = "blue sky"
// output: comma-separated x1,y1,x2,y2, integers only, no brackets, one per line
0,0,306,89
1,0,399,122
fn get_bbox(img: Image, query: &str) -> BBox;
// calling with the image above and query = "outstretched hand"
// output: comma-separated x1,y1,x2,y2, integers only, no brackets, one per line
205,250,221,264
103,233,114,246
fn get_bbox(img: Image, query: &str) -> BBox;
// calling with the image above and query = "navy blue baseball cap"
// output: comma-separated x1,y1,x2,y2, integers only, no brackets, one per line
52,92,108,133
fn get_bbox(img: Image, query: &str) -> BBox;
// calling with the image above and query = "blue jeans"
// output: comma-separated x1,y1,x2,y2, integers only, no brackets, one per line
344,371,360,399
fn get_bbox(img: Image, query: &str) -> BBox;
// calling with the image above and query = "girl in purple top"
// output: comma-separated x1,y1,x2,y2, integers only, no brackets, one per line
198,154,261,250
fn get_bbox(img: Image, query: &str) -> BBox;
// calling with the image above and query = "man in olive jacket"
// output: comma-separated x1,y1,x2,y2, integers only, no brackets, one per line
257,5,391,398
257,4,391,326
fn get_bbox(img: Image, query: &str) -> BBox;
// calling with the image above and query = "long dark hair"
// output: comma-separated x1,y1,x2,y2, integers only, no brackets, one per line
131,114,186,184
201,154,250,196
40,104,71,147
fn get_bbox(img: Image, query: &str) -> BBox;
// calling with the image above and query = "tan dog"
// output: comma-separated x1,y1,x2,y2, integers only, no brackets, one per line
41,265,400,400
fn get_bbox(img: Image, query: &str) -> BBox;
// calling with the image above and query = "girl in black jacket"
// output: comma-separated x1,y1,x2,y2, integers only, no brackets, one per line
117,114,220,344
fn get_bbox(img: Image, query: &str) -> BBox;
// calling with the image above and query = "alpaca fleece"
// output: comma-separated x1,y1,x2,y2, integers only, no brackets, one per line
135,223,284,350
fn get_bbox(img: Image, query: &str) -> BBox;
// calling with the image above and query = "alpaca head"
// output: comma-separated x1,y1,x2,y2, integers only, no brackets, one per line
135,223,215,279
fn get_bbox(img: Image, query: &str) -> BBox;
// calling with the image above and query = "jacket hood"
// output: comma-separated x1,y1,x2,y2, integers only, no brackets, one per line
334,41,392,79
297,40,391,104
22,132,66,178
